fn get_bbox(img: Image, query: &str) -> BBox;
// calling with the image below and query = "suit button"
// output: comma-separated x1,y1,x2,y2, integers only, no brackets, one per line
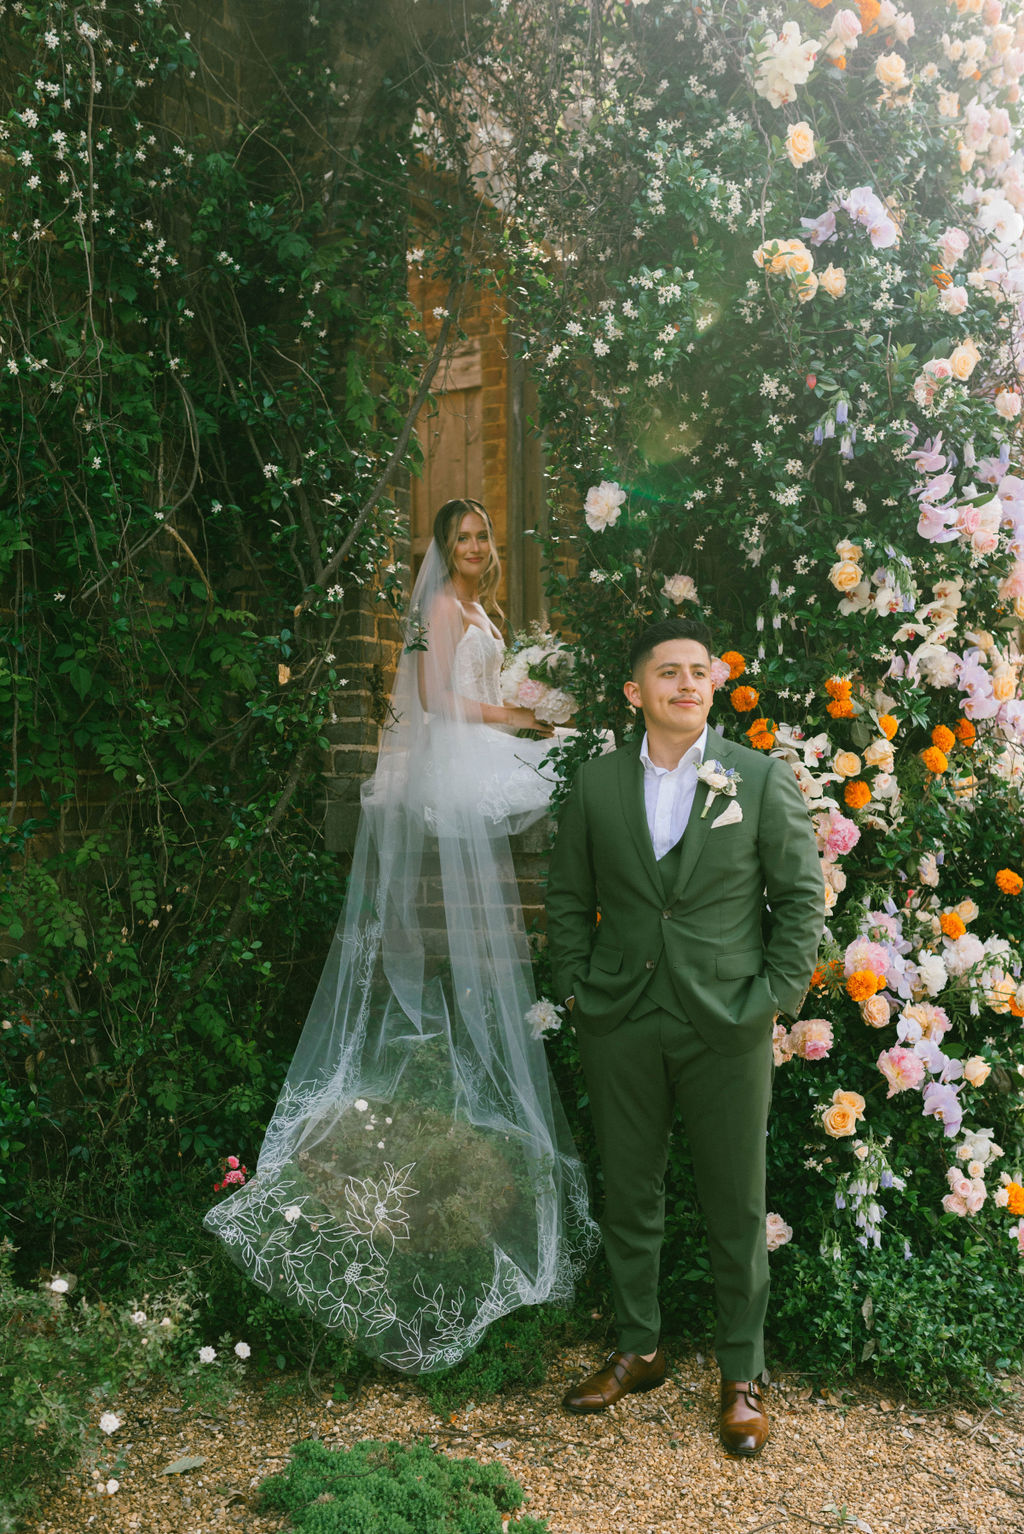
645,958,656,970
662,909,672,919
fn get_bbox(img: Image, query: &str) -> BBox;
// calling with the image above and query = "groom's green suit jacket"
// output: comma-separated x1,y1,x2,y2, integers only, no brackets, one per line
546,733,825,1057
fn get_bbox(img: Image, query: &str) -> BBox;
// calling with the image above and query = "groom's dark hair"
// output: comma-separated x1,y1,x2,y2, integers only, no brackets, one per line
629,617,713,676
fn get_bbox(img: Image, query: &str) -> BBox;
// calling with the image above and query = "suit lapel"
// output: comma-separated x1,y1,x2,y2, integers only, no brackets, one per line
668,733,740,903
616,742,663,897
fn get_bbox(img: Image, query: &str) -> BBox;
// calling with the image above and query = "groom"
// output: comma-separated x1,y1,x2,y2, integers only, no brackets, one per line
546,617,823,1456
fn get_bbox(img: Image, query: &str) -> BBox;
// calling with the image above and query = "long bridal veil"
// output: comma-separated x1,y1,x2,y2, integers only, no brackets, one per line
205,541,598,1372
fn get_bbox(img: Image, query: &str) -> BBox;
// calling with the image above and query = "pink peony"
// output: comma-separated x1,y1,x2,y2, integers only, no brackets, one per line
845,937,889,977
877,1046,925,1097
823,811,861,858
790,1017,833,1061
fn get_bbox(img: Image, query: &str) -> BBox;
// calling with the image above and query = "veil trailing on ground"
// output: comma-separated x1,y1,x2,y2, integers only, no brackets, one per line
205,542,598,1372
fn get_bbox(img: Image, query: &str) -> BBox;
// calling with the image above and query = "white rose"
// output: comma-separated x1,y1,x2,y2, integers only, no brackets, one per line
234,1341,252,1359
662,573,698,604
916,951,948,995
584,480,626,532
995,390,1022,420
765,1212,793,1252
938,284,968,315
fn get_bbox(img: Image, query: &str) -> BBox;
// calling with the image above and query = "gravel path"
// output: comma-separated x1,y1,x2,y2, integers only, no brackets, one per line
36,1347,1024,1533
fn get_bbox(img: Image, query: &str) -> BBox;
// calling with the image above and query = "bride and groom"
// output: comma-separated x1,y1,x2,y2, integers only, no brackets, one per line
206,498,824,1455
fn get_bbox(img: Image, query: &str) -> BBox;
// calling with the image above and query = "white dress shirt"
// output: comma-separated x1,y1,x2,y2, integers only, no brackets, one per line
639,726,708,860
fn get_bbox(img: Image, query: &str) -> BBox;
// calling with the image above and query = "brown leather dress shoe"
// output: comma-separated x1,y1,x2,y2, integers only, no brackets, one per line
719,1377,770,1456
562,1349,667,1413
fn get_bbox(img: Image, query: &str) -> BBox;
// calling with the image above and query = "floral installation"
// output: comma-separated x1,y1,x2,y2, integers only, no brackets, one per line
483,0,1024,1303
500,628,578,726
696,759,742,817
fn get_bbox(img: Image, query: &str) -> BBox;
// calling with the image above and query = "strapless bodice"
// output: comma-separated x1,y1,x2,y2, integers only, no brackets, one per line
451,624,504,708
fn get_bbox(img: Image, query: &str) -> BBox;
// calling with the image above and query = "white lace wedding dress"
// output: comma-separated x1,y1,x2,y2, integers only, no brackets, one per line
204,573,597,1373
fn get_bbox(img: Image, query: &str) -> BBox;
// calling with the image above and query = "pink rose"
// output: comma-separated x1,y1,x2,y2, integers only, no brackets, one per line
995,390,1022,420
938,226,970,268
516,678,543,707
877,1046,925,1097
790,1017,833,1061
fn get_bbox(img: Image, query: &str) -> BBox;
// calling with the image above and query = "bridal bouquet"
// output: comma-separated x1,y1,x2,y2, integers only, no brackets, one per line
500,630,577,726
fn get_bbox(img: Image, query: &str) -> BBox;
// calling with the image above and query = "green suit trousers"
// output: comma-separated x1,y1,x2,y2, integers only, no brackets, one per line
577,996,772,1379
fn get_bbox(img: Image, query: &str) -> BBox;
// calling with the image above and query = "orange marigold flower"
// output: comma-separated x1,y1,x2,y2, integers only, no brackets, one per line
1007,1182,1024,1217
827,698,855,719
857,0,881,33
805,0,833,7
721,650,746,680
920,746,948,774
825,675,853,700
731,685,760,712
844,780,871,810
810,964,828,990
939,912,966,940
1010,997,1024,1019
749,730,775,751
955,717,976,746
996,868,1024,896
931,725,956,753
846,970,882,1003
877,714,898,740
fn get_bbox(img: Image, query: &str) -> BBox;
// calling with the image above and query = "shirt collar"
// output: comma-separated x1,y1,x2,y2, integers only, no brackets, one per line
639,725,709,776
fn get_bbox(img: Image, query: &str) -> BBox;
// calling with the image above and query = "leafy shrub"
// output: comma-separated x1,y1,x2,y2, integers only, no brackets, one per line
256,1438,549,1534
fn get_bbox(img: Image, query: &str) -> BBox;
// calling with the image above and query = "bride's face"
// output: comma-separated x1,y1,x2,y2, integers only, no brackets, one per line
450,512,493,584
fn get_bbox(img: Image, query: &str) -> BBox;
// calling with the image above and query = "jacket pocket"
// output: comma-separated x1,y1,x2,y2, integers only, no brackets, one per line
591,946,623,973
715,949,764,980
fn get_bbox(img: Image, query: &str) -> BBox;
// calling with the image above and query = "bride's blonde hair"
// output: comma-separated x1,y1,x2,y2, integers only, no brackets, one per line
433,499,503,615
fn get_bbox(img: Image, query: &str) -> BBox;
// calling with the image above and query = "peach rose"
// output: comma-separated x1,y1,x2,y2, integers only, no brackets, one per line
861,995,892,1028
833,750,862,778
828,559,863,592
835,539,862,562
786,121,816,168
834,1089,866,1116
863,739,895,771
795,271,818,302
992,665,1017,702
819,263,847,298
995,389,1022,420
821,1099,862,1137
956,898,979,923
949,339,981,380
875,52,909,90
963,1056,991,1087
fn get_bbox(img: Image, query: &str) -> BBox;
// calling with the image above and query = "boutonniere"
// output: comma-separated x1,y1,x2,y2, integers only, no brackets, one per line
697,759,742,818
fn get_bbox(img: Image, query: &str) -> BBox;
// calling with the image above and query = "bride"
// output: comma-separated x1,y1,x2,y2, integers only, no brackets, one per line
205,498,598,1373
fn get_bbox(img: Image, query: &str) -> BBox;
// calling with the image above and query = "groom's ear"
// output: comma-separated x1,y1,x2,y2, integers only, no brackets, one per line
623,678,642,711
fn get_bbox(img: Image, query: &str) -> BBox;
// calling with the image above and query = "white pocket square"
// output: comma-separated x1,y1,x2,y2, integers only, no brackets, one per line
711,800,743,829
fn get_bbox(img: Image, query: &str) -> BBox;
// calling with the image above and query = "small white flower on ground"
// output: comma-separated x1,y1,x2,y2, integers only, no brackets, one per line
99,1413,121,1435
525,999,563,1039
283,1204,302,1223
354,1098,369,1111
105,1479,120,1495
49,1277,69,1293
198,1346,216,1364
765,1213,793,1251
234,1341,251,1359
584,480,626,532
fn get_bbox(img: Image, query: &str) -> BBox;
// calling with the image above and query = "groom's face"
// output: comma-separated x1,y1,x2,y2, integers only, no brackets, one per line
624,639,714,740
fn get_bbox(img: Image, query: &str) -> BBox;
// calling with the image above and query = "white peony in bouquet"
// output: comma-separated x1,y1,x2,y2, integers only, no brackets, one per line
501,630,577,726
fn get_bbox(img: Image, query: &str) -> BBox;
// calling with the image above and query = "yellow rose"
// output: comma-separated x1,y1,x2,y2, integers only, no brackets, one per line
963,1056,991,1087
785,121,816,168
970,629,995,651
821,1102,858,1137
949,338,981,380
819,263,847,298
833,750,863,779
833,1089,866,1117
987,976,1016,1013
794,271,818,302
835,539,862,563
861,995,892,1029
828,559,863,592
863,739,895,771
875,52,909,90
